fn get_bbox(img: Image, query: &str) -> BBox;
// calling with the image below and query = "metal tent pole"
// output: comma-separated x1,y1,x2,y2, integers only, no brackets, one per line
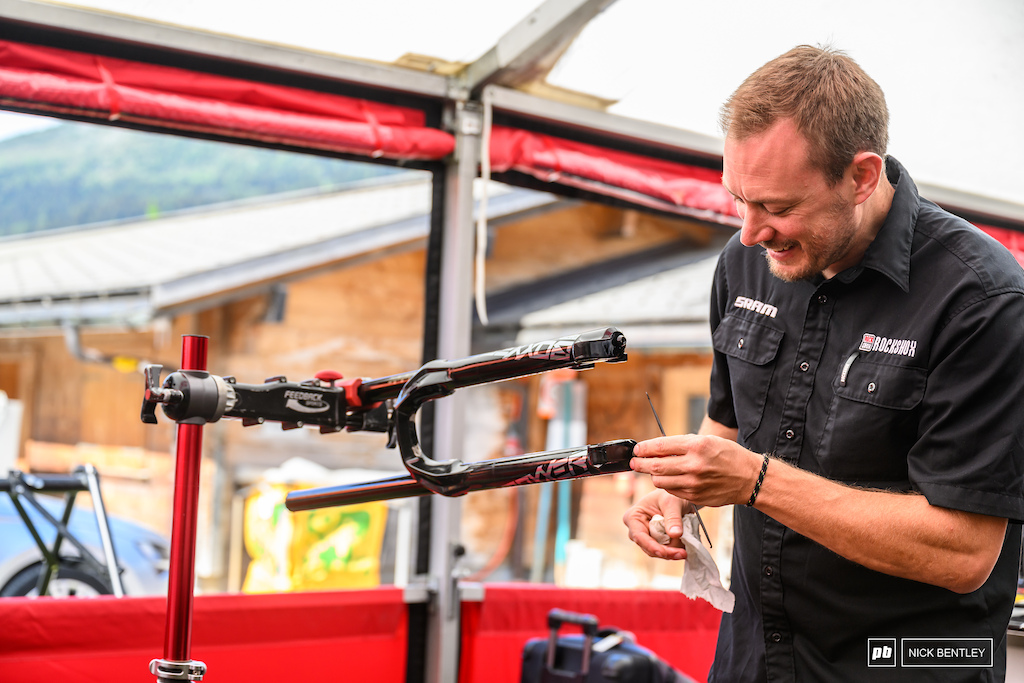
419,102,482,683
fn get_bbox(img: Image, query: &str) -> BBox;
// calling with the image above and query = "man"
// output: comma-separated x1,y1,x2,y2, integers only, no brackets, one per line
623,45,1024,681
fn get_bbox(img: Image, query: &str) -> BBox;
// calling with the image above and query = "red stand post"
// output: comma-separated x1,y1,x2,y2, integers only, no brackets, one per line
151,335,209,682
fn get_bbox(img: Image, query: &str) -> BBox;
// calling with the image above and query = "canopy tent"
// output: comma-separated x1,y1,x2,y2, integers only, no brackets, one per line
1,34,1017,240
1,3,1022,683
0,36,745,222
3,0,1022,206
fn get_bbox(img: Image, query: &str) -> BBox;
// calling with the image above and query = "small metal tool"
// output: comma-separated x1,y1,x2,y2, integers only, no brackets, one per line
645,392,712,548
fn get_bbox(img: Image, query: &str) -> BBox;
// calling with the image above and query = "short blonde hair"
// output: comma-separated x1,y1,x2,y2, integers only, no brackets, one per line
720,45,889,184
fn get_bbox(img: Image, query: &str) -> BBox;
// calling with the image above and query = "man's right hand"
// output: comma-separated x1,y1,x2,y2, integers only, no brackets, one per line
622,488,690,561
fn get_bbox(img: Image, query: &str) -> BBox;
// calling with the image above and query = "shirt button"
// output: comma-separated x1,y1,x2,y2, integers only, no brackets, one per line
785,429,795,440
764,565,774,577
799,361,810,372
737,338,745,349
818,294,828,304
771,632,783,643
867,382,877,393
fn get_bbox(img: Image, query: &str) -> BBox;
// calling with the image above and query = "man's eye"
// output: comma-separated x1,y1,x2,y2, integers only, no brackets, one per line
766,207,790,216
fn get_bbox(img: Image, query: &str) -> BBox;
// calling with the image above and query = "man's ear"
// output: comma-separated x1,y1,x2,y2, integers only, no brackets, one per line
850,152,884,205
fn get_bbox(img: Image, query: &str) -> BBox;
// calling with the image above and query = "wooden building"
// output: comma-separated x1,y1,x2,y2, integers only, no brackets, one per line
0,172,729,590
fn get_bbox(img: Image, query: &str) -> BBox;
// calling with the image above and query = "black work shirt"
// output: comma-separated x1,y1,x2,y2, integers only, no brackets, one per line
706,158,1024,682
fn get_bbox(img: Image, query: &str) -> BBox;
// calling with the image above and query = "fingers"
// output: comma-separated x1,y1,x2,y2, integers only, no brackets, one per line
625,514,687,560
632,435,700,458
630,447,697,485
622,491,688,561
629,435,755,507
659,502,685,541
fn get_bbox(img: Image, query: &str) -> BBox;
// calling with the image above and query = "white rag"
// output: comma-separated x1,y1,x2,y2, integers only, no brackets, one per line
650,512,735,613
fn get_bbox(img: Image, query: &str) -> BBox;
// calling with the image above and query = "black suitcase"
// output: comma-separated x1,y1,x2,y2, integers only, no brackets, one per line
520,608,698,683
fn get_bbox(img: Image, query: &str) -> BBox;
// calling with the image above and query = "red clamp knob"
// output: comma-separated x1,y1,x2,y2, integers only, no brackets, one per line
315,370,364,408
315,370,344,386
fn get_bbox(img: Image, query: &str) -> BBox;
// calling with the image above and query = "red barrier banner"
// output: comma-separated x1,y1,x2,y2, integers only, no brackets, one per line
0,588,408,682
459,583,721,683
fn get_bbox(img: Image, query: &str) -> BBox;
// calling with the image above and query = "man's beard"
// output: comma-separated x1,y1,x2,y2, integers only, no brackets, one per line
763,195,859,283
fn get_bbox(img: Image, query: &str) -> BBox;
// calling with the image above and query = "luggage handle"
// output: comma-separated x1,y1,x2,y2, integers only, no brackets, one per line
545,609,599,679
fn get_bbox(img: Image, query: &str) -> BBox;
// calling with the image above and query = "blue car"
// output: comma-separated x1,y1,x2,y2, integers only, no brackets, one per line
0,486,170,597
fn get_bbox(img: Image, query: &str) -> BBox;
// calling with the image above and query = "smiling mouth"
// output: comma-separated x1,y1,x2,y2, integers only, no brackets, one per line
763,242,796,255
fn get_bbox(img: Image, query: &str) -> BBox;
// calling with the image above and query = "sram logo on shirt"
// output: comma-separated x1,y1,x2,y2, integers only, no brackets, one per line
859,333,917,357
733,296,778,318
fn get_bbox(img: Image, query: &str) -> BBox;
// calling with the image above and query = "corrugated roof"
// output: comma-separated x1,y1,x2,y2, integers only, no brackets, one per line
0,174,431,302
0,175,561,329
469,237,724,352
515,252,719,350
521,252,716,327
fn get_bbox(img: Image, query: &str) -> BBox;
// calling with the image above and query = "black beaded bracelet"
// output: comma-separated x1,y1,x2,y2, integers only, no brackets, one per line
746,453,770,507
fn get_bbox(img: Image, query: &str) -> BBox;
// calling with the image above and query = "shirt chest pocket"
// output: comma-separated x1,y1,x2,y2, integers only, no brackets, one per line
712,314,784,442
816,359,926,483
835,358,926,409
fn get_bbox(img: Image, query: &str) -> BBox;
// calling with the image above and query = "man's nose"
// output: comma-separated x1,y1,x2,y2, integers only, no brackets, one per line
739,206,774,246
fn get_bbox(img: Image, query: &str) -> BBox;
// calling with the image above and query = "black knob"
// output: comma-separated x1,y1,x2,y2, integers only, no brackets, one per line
141,365,164,424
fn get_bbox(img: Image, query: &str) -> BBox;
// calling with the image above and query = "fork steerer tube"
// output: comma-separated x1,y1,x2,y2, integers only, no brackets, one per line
285,439,636,511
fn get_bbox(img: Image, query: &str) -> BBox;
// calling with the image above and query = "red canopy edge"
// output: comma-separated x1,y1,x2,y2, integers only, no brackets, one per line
486,126,1024,259
489,125,741,225
0,40,454,160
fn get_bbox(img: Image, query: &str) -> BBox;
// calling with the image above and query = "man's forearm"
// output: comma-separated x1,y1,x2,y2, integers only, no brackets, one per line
752,456,1007,593
632,418,1008,591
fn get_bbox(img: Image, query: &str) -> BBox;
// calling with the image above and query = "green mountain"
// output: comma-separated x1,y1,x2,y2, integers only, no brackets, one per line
0,121,399,237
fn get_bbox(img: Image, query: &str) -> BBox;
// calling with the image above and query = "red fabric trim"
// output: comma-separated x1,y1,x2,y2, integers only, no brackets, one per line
0,40,454,160
458,583,721,683
489,125,739,223
488,126,1024,248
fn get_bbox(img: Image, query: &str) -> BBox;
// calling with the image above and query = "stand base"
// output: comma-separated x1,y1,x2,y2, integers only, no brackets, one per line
149,658,207,681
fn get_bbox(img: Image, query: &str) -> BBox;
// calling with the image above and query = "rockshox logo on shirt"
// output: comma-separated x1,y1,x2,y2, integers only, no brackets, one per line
860,333,917,357
734,296,778,318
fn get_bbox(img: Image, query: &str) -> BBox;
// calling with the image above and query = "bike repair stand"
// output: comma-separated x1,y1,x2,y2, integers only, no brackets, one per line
149,335,208,682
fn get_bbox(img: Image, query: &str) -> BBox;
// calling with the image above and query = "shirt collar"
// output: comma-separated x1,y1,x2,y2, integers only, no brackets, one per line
842,156,919,292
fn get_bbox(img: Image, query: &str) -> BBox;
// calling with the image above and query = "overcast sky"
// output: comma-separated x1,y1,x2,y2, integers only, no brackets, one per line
2,0,1021,205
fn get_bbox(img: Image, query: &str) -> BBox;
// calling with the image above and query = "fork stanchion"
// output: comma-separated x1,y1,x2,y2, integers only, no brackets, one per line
150,335,208,682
